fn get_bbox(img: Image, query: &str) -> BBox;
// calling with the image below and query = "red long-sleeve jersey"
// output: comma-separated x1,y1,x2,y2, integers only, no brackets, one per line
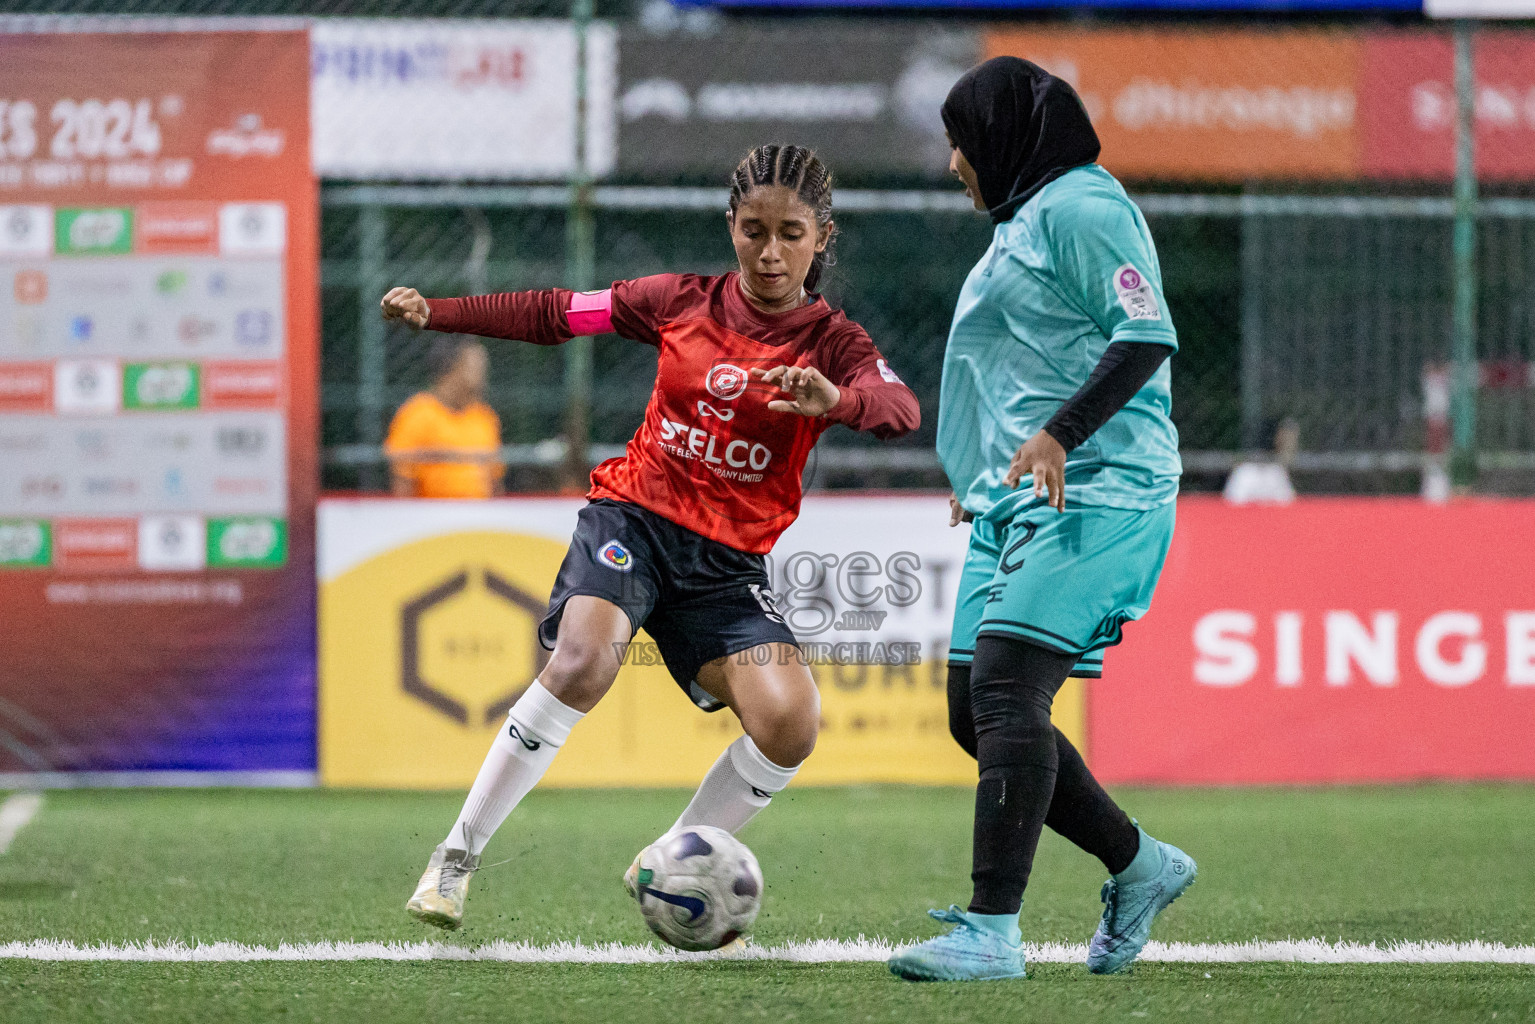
426,272,920,553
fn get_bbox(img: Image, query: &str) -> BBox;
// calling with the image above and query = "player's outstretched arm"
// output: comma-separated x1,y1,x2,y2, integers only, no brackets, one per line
379,286,581,347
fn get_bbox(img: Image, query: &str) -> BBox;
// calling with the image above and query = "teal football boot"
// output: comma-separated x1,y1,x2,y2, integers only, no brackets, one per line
1087,828,1196,974
888,906,1027,982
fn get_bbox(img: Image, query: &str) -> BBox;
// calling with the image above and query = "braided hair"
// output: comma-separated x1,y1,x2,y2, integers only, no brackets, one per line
728,144,836,292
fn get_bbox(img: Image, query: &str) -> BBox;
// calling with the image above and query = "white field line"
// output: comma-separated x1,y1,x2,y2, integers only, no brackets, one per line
0,792,42,854
1,938,1533,965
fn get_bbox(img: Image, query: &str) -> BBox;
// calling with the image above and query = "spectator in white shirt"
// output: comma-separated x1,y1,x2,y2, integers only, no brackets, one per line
1224,417,1299,505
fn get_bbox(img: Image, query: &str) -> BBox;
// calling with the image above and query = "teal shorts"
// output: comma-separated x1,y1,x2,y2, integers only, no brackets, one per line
948,502,1176,678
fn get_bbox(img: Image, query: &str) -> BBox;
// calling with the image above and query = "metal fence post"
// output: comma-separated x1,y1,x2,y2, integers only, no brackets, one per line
357,203,388,491
1239,204,1265,452
1450,21,1479,489
563,0,597,491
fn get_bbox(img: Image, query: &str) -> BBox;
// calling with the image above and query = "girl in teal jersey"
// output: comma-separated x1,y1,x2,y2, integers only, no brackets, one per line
889,57,1197,984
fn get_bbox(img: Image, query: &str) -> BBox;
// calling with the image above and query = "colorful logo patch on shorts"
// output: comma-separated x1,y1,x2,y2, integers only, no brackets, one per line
596,539,634,572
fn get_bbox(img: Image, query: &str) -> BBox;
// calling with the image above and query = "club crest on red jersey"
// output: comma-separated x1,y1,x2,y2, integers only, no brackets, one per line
705,363,749,401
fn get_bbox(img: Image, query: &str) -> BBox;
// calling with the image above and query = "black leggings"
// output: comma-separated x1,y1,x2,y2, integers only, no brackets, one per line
949,635,1140,916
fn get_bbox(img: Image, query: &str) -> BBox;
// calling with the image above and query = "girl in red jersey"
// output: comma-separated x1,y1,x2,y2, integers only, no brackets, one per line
383,145,920,930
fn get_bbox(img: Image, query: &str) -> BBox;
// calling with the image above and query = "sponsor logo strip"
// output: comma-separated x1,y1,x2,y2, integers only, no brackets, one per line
0,520,52,567
0,363,53,412
202,360,283,409
137,515,206,571
54,518,138,572
53,360,120,415
218,203,286,256
0,206,54,256
207,517,287,568
122,362,200,411
55,207,133,255
134,202,219,254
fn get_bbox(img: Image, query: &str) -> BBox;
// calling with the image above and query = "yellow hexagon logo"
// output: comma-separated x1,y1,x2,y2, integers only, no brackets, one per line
403,568,549,726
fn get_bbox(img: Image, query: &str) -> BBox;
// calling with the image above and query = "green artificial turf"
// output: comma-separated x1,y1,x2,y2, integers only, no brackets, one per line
3,962,1534,1024
1,784,1533,1022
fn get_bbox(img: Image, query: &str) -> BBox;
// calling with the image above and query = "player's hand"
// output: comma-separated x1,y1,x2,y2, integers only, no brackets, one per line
1004,430,1067,512
753,365,841,418
381,287,431,330
949,493,974,527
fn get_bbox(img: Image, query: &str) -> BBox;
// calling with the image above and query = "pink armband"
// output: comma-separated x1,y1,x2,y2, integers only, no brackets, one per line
566,289,614,336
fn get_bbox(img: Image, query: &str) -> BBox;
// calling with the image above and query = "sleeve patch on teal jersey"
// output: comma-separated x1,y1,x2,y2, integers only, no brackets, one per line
1113,264,1161,321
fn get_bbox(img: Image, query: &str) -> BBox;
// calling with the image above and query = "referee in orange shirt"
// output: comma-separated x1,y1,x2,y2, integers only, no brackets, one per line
384,337,504,498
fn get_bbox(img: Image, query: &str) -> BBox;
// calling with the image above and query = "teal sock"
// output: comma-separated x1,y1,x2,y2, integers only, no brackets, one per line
1114,826,1161,886
965,911,1022,945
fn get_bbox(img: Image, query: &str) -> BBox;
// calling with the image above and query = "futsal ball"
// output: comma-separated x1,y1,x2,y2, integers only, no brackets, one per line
634,826,763,952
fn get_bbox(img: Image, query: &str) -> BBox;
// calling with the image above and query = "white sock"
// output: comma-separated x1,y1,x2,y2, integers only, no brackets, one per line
670,735,800,836
444,681,585,855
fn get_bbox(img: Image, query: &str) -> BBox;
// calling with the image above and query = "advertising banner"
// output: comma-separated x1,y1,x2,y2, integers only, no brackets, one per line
1426,0,1535,15
618,25,980,178
318,496,1087,789
1360,31,1535,180
311,19,616,180
680,0,1417,9
983,29,1363,181
1090,498,1535,785
30,25,1530,189
0,31,317,780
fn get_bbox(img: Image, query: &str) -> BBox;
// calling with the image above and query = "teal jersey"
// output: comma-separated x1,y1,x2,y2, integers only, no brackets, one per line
937,164,1181,520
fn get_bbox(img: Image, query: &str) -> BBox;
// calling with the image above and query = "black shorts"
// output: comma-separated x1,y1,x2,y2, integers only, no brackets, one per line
538,498,799,711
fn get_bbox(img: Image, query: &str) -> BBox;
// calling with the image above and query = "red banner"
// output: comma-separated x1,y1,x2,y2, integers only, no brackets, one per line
1360,31,1535,181
980,27,1535,182
1090,498,1535,784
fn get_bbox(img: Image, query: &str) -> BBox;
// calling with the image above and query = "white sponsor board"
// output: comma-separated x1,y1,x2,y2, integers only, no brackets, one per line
1426,0,1535,16
0,414,286,519
310,19,617,180
318,495,968,656
318,495,1004,789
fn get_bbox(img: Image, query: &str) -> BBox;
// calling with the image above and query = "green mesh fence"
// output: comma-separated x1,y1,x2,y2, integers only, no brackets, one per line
321,187,1535,494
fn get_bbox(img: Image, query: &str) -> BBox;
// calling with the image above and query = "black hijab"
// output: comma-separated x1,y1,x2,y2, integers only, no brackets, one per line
941,57,1101,225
